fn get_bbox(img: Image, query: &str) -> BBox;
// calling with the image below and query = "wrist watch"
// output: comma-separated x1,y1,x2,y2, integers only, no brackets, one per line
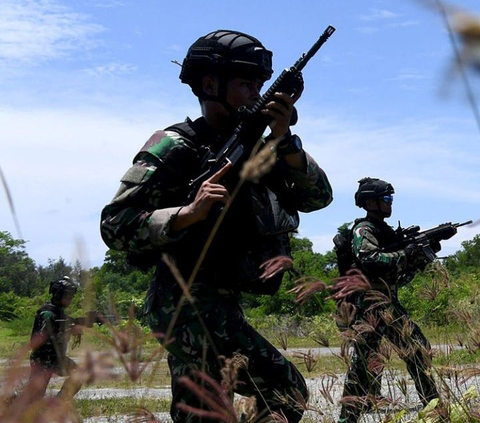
277,133,303,156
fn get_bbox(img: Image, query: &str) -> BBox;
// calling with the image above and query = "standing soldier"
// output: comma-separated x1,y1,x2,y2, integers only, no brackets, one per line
28,276,84,401
101,29,333,422
336,177,440,423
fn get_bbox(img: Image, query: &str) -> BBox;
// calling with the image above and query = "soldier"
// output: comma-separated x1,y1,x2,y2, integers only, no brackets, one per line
101,29,333,422
336,178,440,423
28,276,84,401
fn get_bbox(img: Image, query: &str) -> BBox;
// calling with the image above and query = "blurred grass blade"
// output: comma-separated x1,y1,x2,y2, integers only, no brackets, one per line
0,165,22,238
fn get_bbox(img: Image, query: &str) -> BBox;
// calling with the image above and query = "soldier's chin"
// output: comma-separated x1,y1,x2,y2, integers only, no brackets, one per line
383,210,392,218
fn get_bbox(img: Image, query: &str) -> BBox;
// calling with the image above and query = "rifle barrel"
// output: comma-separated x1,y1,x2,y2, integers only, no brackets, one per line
293,25,336,72
456,220,473,227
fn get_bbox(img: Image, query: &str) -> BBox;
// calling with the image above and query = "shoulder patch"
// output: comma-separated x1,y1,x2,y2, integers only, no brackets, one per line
40,310,54,320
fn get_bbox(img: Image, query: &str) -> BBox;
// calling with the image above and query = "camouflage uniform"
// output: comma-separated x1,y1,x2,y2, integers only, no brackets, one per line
101,117,333,422
30,302,74,373
29,302,79,399
338,217,439,423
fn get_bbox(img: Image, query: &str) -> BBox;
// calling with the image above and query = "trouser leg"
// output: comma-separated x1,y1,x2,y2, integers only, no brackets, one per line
149,298,308,423
385,302,439,406
56,357,83,401
27,363,53,402
339,330,382,423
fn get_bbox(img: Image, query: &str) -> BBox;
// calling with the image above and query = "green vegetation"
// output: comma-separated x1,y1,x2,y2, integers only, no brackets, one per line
75,397,172,418
1,231,480,351
2,230,480,421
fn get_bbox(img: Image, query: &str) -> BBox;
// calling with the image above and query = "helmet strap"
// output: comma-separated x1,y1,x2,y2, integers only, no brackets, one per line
198,75,241,120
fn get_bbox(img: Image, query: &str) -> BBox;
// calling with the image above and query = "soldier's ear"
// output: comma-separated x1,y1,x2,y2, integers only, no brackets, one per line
202,75,219,96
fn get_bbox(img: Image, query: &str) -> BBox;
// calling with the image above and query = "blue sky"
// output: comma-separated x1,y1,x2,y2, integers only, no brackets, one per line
1,0,479,268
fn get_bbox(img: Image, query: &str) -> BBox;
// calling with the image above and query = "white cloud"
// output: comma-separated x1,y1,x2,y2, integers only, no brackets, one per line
0,0,103,64
355,26,380,35
91,0,124,8
390,71,428,81
0,107,172,267
83,62,138,77
298,114,480,203
1,104,479,267
386,20,420,28
360,9,399,21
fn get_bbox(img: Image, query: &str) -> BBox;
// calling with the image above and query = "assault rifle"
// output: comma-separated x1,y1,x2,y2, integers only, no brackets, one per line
187,25,336,201
58,311,118,328
388,220,473,262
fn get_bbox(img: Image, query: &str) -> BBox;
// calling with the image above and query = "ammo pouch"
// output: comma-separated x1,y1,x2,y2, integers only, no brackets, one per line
250,185,299,236
221,233,292,296
218,184,297,295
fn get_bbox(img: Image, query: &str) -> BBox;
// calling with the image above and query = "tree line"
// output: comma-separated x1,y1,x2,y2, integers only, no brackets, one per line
1,230,479,325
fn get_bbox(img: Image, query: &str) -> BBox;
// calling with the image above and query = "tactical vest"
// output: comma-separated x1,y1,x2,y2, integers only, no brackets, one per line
30,302,68,366
133,117,299,295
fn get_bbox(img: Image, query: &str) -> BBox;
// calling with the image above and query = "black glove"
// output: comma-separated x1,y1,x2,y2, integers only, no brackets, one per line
404,243,420,259
431,240,442,253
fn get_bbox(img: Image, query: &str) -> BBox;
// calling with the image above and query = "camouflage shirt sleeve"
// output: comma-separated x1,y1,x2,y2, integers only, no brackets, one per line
37,310,55,337
282,151,333,212
352,221,408,279
101,130,199,253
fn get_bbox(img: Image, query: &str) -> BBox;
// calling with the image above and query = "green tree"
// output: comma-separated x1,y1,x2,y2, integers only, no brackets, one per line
94,250,153,294
0,231,38,296
445,234,480,275
36,257,73,295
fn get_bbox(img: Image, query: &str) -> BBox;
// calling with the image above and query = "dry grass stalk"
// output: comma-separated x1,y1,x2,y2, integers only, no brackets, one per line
275,331,289,351
236,396,257,423
396,376,409,398
219,354,249,397
318,372,338,404
292,350,318,373
378,341,393,363
272,388,310,419
240,140,278,183
311,332,330,348
0,165,22,238
74,350,117,386
177,370,240,423
259,256,293,281
335,301,357,330
288,276,328,305
127,406,165,423
108,305,164,382
1,395,82,423
466,328,480,354
329,269,372,302
338,395,370,413
364,290,392,311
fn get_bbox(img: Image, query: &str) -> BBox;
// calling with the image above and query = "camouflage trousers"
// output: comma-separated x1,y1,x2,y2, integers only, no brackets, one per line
27,357,82,401
148,292,308,423
338,295,439,423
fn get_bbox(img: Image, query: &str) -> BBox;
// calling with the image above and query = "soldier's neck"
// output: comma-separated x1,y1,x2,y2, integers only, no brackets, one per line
202,102,238,136
366,211,385,223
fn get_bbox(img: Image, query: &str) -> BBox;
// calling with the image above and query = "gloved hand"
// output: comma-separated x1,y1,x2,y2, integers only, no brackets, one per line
431,240,442,253
404,243,420,259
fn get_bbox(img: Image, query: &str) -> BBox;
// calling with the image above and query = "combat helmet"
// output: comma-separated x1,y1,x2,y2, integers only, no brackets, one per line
49,276,78,302
354,177,395,208
179,29,273,99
